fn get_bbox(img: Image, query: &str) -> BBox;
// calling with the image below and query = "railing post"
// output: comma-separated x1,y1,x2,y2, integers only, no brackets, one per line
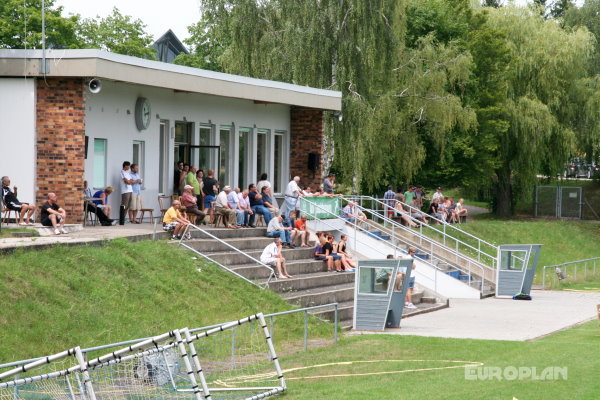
553,267,557,288
574,264,577,280
303,311,308,351
231,326,236,368
584,262,587,280
542,266,546,289
334,304,339,343
443,223,446,246
478,241,481,262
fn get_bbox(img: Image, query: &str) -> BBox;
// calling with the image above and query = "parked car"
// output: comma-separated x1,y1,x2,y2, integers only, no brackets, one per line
564,158,589,178
589,161,600,179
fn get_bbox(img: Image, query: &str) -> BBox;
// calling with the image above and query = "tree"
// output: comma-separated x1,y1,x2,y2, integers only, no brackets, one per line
77,8,156,59
173,19,229,71
0,0,81,49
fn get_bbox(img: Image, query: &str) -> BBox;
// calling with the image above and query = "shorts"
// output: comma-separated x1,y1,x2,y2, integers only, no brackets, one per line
261,257,277,266
129,193,142,210
331,253,341,261
163,222,178,231
6,201,23,211
408,277,415,289
314,255,326,261
203,195,216,209
42,215,61,227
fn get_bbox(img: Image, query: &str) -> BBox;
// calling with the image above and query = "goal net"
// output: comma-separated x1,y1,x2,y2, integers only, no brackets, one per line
0,313,285,400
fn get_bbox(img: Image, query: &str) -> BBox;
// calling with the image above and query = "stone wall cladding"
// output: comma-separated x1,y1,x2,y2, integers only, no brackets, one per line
290,106,324,190
36,78,86,224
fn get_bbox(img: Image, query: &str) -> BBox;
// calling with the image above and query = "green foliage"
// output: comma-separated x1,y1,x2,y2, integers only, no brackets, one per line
0,0,81,49
77,7,156,59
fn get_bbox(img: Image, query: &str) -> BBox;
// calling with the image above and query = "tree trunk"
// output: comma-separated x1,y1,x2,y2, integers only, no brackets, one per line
494,167,513,217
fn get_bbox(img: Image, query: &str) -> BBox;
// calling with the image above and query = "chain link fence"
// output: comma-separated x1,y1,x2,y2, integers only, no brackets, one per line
534,186,583,219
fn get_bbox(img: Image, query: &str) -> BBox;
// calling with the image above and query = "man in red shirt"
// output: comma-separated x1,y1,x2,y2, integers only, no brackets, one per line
293,213,310,247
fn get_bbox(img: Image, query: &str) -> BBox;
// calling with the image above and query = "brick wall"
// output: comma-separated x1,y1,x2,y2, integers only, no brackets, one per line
36,78,86,224
290,107,324,190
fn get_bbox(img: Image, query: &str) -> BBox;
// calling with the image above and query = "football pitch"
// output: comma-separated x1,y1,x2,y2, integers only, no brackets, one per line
278,320,600,400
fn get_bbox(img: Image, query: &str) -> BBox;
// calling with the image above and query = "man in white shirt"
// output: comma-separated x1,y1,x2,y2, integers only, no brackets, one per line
120,161,134,220
237,189,253,227
284,176,303,218
341,201,367,224
215,186,239,229
260,238,291,279
227,187,244,227
266,215,293,247
432,187,444,203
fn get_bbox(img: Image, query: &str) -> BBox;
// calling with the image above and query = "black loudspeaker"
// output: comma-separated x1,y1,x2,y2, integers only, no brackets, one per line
84,136,89,159
308,152,320,172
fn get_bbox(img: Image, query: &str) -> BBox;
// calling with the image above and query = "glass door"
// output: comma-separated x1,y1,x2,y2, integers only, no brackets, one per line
190,146,220,178
238,127,252,190
219,126,232,186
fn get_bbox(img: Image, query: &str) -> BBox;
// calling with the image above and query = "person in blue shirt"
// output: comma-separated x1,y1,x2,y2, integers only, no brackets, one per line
129,163,143,223
248,183,272,227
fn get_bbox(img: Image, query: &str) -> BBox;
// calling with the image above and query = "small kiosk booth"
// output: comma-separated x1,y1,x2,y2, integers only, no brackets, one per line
353,258,414,331
496,244,542,298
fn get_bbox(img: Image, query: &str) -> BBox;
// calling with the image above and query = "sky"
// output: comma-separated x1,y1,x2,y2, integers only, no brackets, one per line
55,0,586,45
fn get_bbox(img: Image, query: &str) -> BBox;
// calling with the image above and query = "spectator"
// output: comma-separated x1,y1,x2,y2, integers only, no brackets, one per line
129,163,143,224
446,197,458,223
284,210,302,246
323,173,335,194
266,215,293,247
293,212,310,247
405,248,418,309
432,187,444,203
93,186,113,219
84,181,113,226
215,186,239,229
394,197,418,227
41,192,67,235
383,254,406,292
1,176,35,225
383,185,396,216
187,166,201,204
455,198,468,222
414,185,425,208
284,176,303,218
314,232,335,271
261,186,280,216
404,186,416,205
341,201,367,224
322,234,343,272
228,187,245,227
394,186,404,206
163,199,190,240
248,183,272,227
120,161,134,219
260,238,292,279
256,173,272,196
337,234,358,270
174,161,184,195
202,169,218,219
179,164,189,195
181,185,206,224
196,169,204,207
437,197,449,222
428,198,444,223
409,199,429,225
237,188,253,227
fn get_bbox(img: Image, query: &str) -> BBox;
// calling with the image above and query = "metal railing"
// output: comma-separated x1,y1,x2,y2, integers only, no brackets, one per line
0,303,339,370
344,195,498,270
541,257,600,289
177,223,275,289
300,197,477,293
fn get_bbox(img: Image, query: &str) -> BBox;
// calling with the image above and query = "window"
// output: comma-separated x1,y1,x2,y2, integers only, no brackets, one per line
273,132,285,193
219,126,231,186
256,129,269,180
93,138,107,189
174,121,192,166
132,140,145,183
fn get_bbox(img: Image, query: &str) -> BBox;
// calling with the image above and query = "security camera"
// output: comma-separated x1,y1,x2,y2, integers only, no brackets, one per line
87,78,102,94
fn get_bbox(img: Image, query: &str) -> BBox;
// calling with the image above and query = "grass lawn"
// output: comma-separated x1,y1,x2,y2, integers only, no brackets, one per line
0,227,38,238
0,239,331,363
279,321,600,399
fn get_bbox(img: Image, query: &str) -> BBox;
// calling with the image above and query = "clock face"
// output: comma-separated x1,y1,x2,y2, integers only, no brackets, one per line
135,97,151,131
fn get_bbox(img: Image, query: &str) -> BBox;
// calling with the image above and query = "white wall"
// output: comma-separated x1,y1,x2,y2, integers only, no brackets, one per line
0,78,36,204
84,80,291,215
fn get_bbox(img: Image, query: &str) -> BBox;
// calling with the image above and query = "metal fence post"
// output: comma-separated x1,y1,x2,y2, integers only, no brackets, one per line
334,304,339,343
303,311,308,352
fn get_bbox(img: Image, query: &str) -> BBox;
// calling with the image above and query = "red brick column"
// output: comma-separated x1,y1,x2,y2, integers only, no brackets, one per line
36,78,86,224
290,107,324,190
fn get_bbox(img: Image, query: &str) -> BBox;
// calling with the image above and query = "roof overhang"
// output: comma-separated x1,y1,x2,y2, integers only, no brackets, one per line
0,49,342,111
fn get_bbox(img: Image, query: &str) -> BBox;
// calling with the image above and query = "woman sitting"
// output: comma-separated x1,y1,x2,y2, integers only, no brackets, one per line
314,232,335,271
336,234,357,271
455,198,468,223
394,201,418,227
322,234,343,272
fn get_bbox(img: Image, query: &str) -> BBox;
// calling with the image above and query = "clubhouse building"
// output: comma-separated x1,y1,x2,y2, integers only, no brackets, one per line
0,49,341,224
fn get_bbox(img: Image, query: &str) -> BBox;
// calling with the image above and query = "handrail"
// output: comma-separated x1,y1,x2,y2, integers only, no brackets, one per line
300,197,479,293
180,223,275,289
343,195,498,269
542,257,599,289
0,303,340,370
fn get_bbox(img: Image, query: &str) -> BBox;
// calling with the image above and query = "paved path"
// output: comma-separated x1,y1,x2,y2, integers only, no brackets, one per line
352,290,599,341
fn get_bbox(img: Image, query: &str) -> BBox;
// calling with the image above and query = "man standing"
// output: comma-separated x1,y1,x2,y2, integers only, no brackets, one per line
215,186,239,229
129,163,143,223
284,176,303,218
1,176,35,225
323,173,335,194
266,215,293,247
187,166,201,204
260,238,292,279
383,185,396,216
432,187,444,203
41,193,67,235
174,161,183,195
405,248,418,309
120,161,134,223
404,186,416,205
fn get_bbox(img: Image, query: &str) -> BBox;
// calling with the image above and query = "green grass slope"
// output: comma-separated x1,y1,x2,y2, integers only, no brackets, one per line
0,239,300,363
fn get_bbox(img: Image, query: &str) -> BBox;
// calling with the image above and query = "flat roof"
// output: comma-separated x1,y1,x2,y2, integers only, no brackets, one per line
0,49,342,111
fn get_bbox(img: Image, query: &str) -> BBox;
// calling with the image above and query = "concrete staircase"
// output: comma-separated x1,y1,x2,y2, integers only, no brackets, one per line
181,227,444,329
